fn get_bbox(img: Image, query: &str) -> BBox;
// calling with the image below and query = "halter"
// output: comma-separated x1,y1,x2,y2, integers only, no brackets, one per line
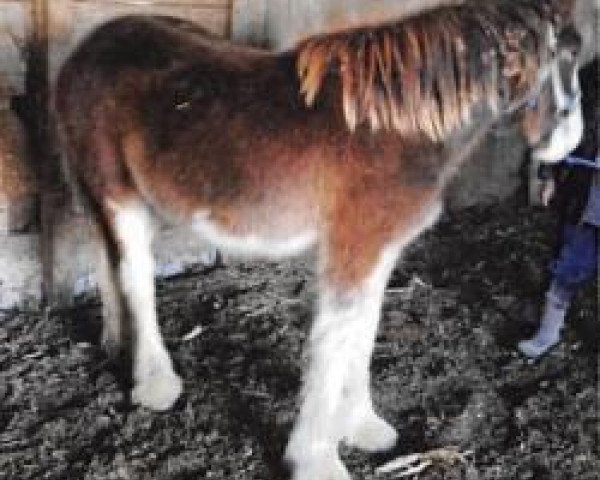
518,77,580,116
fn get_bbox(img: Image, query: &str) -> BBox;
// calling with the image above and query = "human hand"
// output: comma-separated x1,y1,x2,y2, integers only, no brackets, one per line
539,178,556,207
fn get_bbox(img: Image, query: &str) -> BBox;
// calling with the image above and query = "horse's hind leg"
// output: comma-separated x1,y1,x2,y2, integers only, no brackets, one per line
95,217,127,358
100,198,182,411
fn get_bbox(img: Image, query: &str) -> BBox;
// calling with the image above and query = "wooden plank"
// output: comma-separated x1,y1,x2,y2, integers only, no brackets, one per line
28,0,57,303
69,0,229,5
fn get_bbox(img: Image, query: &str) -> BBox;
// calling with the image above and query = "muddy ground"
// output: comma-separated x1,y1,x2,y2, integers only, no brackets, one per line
0,200,598,480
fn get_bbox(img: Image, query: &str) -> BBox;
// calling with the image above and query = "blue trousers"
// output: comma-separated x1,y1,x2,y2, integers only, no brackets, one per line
550,223,598,303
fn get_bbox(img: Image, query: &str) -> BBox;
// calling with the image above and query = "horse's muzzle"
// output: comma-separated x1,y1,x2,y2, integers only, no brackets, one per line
531,94,583,163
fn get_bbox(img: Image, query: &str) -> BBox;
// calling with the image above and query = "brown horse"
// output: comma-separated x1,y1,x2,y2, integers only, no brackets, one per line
54,1,582,479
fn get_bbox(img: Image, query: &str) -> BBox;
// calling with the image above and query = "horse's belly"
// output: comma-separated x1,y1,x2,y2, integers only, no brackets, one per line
191,211,318,258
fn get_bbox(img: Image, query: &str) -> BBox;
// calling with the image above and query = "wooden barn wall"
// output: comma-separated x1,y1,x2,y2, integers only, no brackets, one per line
233,0,600,58
235,0,467,50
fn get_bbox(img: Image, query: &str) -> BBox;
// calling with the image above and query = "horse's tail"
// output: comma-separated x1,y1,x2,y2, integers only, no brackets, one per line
53,55,90,216
53,55,123,324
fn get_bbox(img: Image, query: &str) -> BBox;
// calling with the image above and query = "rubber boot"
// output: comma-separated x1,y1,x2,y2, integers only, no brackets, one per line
518,289,569,358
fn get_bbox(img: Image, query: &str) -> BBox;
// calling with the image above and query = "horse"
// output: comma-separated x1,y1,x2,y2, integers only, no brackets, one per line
54,1,582,479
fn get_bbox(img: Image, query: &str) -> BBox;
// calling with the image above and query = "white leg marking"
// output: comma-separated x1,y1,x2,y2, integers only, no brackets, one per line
286,203,443,477
111,200,182,411
340,243,402,453
285,289,360,480
96,239,123,357
342,202,442,452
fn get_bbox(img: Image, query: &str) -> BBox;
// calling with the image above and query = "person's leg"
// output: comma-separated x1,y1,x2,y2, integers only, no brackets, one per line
518,224,597,358
518,281,571,357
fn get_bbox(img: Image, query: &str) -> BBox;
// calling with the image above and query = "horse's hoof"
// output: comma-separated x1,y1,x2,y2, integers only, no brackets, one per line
288,453,351,480
344,413,398,452
285,439,352,480
131,372,183,411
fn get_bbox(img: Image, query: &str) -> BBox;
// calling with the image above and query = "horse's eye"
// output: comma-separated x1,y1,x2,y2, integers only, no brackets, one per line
558,108,570,119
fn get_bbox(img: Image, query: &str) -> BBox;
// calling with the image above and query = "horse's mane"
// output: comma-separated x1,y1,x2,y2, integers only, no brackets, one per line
296,0,555,141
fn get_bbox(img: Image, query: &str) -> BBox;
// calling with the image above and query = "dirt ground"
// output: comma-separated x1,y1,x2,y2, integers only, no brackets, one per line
0,200,598,480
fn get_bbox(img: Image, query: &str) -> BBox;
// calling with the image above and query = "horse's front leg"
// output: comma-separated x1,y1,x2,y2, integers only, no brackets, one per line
285,289,363,480
107,199,183,411
340,242,402,453
285,242,401,480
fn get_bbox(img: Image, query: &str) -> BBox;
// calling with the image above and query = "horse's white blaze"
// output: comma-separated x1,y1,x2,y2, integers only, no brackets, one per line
111,200,182,411
192,211,318,258
532,59,583,163
546,23,558,52
533,101,583,162
286,201,442,475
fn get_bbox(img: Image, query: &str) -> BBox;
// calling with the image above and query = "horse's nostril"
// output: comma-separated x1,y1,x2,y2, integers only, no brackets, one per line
558,109,570,118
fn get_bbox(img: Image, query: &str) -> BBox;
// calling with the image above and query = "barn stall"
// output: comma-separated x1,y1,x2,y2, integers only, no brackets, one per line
0,1,598,479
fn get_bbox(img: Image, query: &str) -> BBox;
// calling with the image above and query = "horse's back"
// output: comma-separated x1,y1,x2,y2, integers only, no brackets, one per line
61,15,275,80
